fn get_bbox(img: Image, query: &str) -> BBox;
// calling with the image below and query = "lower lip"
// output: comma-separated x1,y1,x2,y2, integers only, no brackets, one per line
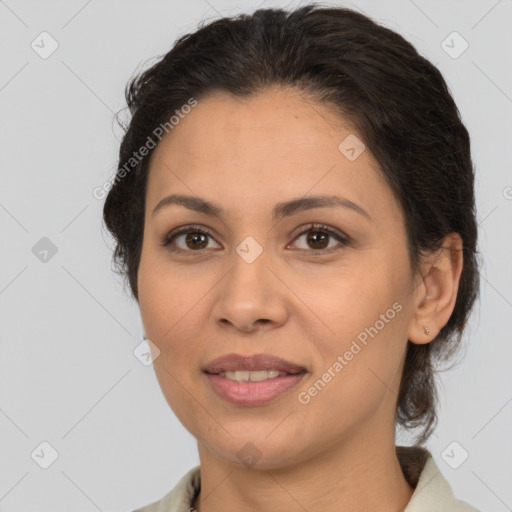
205,372,306,406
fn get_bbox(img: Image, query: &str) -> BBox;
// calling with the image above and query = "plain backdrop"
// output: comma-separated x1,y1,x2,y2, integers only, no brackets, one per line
1,0,511,511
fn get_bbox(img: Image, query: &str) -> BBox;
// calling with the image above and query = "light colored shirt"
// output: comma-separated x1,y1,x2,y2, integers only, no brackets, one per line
131,446,480,512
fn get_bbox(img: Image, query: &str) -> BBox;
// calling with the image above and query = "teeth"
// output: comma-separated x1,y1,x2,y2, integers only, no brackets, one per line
219,369,287,382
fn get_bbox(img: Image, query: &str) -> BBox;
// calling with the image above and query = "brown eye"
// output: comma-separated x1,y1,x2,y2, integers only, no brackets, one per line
160,225,220,253
183,232,209,250
306,231,330,250
290,224,350,254
161,223,350,256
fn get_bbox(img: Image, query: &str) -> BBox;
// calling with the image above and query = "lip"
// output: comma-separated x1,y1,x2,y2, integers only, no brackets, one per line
205,373,306,406
203,353,307,374
203,353,308,406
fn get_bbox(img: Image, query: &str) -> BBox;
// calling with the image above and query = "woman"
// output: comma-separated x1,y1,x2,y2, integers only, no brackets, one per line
103,4,480,511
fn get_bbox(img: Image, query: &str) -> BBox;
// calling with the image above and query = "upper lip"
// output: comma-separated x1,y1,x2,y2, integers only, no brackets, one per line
203,353,307,375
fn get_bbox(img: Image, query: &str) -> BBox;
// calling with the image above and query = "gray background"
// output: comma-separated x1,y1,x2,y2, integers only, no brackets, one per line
1,0,511,510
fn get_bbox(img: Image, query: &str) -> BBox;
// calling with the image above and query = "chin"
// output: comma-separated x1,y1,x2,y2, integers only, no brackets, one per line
197,426,312,471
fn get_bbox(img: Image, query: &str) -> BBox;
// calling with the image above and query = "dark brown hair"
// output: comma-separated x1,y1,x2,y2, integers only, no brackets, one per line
103,3,479,444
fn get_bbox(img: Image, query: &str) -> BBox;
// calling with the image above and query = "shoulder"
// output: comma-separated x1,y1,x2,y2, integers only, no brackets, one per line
398,446,480,512
130,465,201,512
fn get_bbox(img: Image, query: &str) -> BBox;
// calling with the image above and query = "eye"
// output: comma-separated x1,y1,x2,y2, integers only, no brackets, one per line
160,224,220,253
288,223,350,255
160,223,350,255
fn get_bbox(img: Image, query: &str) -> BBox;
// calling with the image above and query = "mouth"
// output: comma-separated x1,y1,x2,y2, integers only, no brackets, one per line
216,369,295,382
203,353,308,406
203,353,307,375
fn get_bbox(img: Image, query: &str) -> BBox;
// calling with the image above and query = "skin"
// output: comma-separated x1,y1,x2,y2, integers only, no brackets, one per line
137,86,463,512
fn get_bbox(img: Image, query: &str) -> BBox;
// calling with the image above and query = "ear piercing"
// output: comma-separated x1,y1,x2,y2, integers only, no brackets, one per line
423,325,430,336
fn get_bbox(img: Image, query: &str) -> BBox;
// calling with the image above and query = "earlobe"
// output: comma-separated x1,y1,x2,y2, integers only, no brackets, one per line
407,233,464,345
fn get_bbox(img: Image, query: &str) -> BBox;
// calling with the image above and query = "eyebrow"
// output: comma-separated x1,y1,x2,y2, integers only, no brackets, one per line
151,193,371,221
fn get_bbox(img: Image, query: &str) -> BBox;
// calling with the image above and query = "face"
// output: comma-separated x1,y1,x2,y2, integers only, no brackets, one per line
137,87,419,469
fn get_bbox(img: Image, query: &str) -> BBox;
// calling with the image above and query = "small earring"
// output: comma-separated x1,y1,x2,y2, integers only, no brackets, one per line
423,325,430,336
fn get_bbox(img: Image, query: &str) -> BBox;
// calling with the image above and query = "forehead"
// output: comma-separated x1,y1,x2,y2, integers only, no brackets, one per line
157,87,356,157
145,87,395,223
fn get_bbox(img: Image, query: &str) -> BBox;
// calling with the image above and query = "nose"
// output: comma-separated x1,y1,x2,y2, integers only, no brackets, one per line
213,245,289,333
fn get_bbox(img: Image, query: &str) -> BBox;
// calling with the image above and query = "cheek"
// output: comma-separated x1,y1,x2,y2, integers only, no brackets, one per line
137,255,214,407
311,261,407,343
297,288,408,438
304,257,410,396
138,250,199,340
137,258,203,417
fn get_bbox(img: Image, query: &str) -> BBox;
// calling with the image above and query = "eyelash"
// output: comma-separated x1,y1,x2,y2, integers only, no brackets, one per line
159,223,351,256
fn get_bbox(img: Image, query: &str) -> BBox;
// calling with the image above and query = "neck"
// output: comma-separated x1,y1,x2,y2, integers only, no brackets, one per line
193,422,414,512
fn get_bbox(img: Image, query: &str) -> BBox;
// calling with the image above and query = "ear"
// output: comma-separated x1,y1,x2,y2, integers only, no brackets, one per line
407,233,464,344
